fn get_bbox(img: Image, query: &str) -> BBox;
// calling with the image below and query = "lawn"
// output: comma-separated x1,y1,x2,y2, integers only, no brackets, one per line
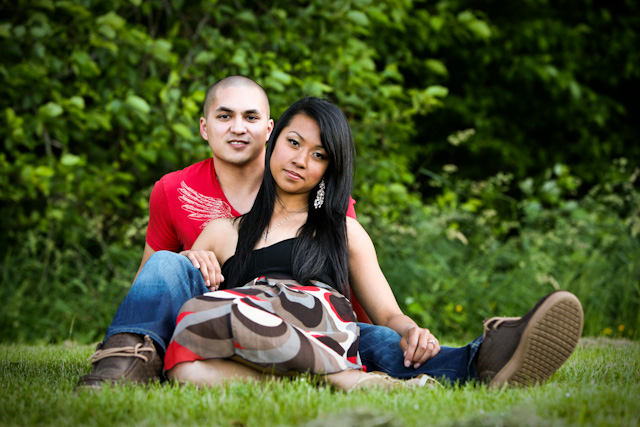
1,337,638,426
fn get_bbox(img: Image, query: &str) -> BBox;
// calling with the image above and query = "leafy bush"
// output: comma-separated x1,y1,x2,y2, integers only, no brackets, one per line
1,1,637,343
369,159,639,341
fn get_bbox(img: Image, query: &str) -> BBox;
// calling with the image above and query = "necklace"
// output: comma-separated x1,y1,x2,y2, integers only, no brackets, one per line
263,205,308,241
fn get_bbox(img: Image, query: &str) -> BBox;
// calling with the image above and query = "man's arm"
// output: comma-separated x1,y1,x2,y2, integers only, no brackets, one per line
132,178,180,282
133,242,157,281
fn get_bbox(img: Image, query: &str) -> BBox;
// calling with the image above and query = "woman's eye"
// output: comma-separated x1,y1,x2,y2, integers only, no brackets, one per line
313,152,326,159
288,139,300,147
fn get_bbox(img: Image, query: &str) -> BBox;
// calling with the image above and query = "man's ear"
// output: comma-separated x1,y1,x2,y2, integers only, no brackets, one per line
199,117,208,140
265,118,275,142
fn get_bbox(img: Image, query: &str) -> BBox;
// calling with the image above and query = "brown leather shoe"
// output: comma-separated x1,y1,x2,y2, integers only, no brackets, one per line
477,291,583,388
76,333,162,390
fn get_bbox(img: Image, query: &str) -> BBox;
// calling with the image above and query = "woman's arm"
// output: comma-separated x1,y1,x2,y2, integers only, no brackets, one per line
346,217,441,368
181,218,238,291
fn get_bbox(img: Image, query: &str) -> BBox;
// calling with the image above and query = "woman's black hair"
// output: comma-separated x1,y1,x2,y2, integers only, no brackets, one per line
226,97,355,297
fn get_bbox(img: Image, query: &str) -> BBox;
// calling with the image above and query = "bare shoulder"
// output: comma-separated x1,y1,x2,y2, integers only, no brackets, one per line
346,217,372,248
201,217,237,236
193,217,239,252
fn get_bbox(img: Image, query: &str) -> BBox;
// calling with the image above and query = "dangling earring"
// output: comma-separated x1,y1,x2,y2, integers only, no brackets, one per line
314,178,325,209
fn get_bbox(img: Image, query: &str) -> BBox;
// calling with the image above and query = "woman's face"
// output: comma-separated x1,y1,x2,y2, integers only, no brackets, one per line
270,113,329,197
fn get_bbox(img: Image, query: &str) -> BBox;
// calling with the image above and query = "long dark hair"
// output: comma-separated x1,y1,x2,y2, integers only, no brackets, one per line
226,97,355,297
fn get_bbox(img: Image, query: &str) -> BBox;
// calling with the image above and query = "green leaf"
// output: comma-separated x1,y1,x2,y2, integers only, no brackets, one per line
125,95,151,114
67,96,85,110
468,20,491,39
71,51,101,77
97,12,126,30
347,10,370,27
425,59,448,76
34,165,54,178
429,16,444,32
60,153,82,167
194,51,216,65
151,39,173,63
39,102,63,118
98,24,117,39
86,112,112,131
457,10,475,22
270,70,292,85
171,123,194,140
5,107,17,124
236,10,256,23
425,85,449,98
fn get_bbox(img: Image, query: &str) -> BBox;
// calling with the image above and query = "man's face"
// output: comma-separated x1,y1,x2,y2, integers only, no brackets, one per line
200,85,274,168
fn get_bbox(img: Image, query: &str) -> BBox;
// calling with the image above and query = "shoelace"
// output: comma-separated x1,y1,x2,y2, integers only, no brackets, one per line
483,316,521,334
88,343,153,363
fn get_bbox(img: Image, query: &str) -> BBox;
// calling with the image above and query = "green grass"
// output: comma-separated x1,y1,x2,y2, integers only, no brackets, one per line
1,338,638,426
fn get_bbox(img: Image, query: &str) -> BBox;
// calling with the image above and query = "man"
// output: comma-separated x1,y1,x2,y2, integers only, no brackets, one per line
77,76,583,390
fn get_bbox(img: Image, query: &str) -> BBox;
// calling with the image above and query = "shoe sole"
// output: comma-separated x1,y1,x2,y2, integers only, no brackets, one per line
490,291,584,388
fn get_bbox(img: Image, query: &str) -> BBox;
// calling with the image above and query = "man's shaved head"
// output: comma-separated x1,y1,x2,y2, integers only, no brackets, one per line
203,75,270,118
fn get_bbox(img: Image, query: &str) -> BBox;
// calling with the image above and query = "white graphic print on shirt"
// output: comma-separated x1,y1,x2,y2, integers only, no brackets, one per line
178,181,233,228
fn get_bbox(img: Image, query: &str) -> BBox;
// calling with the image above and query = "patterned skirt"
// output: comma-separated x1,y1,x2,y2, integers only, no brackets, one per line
164,277,362,375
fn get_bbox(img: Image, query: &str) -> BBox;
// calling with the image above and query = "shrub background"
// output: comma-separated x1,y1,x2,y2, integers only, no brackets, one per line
1,0,638,344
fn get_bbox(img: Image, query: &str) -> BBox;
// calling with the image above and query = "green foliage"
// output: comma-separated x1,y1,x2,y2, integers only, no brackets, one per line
371,160,640,341
1,1,638,344
406,0,640,187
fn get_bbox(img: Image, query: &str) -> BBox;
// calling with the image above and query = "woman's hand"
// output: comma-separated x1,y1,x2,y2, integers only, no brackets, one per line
400,326,441,369
180,250,224,291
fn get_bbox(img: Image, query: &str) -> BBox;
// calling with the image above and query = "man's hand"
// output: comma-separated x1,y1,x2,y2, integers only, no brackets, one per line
400,326,441,369
179,250,224,291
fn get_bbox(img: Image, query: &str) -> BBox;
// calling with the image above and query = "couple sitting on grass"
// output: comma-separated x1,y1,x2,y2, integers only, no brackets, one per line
78,77,584,391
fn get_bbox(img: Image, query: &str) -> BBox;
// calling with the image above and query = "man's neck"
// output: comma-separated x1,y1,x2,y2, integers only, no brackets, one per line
213,157,264,215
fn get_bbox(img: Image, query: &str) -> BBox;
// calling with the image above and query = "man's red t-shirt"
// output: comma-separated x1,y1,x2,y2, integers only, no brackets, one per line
145,158,371,321
147,159,240,252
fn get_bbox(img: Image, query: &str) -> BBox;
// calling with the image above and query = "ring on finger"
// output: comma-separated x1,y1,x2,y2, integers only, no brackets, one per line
428,340,436,345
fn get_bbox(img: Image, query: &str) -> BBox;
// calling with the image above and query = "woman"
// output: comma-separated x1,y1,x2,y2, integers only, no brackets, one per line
164,97,439,391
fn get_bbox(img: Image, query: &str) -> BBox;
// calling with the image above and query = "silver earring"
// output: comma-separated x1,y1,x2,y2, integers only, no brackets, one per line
314,178,325,209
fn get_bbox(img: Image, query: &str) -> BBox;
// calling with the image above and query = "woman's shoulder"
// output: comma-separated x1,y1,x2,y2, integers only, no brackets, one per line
202,218,238,234
346,216,370,243
208,216,238,229
346,216,364,231
194,217,238,252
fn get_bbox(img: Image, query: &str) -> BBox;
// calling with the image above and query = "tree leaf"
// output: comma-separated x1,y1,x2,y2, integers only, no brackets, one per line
125,95,151,114
39,102,63,118
171,123,194,140
347,10,370,27
425,85,449,98
60,153,82,167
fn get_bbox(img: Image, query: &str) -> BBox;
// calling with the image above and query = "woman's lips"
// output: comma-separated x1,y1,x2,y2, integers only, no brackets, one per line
284,169,302,180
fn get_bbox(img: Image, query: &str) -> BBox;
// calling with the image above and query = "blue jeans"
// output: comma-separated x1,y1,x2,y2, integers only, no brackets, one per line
106,251,208,354
106,251,480,383
358,323,481,384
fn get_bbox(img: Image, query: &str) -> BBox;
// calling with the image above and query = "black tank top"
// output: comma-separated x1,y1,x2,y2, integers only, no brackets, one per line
220,238,336,289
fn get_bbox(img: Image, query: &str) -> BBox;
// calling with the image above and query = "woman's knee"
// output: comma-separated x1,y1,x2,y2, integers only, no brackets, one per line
166,361,199,382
